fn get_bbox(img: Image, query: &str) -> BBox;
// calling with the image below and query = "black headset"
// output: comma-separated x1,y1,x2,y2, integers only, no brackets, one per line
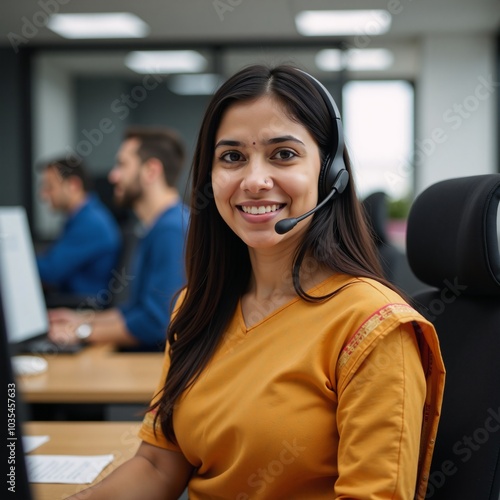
274,70,350,234
300,69,350,200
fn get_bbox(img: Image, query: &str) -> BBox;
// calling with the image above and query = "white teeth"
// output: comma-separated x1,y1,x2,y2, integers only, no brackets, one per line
241,204,282,214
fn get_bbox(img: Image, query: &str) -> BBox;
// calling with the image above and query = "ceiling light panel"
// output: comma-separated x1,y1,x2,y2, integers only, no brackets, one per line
47,13,150,39
316,48,394,72
168,74,223,95
296,10,392,36
125,50,207,74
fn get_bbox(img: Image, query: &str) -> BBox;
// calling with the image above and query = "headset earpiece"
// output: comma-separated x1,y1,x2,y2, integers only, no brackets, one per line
298,70,349,201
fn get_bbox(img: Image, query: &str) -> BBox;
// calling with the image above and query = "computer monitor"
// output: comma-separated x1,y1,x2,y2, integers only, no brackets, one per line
0,267,35,500
0,207,49,351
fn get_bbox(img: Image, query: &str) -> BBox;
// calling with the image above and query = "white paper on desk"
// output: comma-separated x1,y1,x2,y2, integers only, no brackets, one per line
26,454,114,484
22,435,49,453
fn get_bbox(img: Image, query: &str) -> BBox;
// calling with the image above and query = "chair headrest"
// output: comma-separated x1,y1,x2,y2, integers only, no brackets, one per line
406,174,500,296
362,191,389,245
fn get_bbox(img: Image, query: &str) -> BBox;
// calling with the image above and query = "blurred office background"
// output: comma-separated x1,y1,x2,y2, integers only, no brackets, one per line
0,0,499,246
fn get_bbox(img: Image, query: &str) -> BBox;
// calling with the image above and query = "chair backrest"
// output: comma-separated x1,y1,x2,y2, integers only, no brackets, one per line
406,174,500,500
362,191,427,295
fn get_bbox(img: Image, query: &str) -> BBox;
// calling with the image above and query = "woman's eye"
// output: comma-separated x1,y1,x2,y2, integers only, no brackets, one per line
273,149,296,160
220,151,244,163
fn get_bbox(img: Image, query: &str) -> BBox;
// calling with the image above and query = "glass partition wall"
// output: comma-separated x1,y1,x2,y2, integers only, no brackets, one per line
30,42,417,240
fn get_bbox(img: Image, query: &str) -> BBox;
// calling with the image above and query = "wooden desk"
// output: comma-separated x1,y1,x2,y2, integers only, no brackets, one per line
17,344,164,404
24,421,141,500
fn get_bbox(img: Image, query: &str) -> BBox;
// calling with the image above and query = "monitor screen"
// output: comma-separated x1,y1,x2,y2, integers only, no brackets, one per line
0,207,48,345
0,261,35,499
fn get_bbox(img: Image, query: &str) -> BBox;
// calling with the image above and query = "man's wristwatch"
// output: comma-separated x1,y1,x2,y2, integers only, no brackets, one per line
75,323,93,341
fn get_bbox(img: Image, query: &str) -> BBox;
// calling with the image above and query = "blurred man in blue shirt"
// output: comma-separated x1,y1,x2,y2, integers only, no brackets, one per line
47,127,189,351
37,159,121,295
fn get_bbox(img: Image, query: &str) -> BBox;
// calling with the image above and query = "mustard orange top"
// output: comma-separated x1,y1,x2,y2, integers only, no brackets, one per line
139,274,445,499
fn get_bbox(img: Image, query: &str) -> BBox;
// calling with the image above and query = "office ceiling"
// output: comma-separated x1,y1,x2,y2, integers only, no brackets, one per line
1,0,499,45
2,0,499,78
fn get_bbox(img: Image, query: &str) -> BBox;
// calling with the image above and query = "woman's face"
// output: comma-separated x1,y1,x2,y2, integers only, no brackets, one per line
211,95,322,250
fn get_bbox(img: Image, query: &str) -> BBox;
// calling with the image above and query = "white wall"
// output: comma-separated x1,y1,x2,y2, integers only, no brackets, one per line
416,34,497,195
32,55,75,237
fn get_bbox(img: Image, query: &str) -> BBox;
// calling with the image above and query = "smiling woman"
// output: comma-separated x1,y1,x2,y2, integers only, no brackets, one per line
66,64,445,500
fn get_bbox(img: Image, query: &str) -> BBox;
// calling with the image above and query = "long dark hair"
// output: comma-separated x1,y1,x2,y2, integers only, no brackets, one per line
151,64,396,442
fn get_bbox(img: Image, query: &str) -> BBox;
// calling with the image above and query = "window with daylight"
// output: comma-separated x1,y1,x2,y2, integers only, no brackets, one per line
343,80,415,203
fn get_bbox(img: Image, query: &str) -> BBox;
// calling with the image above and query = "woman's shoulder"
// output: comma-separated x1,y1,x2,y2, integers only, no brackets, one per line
316,273,408,308
314,273,428,331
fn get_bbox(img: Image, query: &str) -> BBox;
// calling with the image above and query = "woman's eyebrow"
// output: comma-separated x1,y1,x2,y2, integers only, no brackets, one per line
214,139,243,149
266,135,305,146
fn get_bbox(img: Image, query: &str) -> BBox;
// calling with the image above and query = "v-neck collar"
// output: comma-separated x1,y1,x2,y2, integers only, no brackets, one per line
237,273,352,333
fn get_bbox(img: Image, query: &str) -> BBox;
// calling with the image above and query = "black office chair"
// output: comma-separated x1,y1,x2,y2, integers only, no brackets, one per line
406,174,500,500
362,191,427,295
362,191,401,280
